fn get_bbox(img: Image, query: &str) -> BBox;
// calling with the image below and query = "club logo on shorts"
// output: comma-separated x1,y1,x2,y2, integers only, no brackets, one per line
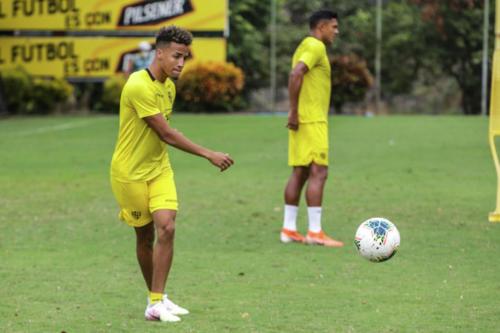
320,153,326,160
131,211,142,220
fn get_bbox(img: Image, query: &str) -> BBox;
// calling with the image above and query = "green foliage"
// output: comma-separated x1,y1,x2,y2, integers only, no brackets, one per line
31,77,74,114
228,0,494,114
228,0,271,92
1,66,32,114
176,61,245,112
410,0,494,114
0,66,73,114
279,1,378,82
99,75,127,113
331,54,374,112
228,0,378,109
342,2,427,96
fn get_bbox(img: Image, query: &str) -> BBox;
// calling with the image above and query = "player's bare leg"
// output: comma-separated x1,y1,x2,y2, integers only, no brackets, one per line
305,163,327,207
147,209,188,318
285,166,309,205
134,213,180,322
281,166,309,243
151,209,176,293
134,222,155,291
305,163,343,247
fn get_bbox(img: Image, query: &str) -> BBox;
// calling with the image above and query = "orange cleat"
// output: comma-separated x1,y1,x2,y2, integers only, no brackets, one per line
305,230,344,248
280,228,306,243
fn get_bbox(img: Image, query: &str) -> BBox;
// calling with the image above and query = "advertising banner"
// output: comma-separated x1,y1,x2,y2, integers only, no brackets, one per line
0,0,226,32
0,36,226,78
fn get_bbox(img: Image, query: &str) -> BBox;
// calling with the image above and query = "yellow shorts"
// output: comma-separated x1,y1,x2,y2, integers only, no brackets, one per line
288,122,329,166
110,169,178,227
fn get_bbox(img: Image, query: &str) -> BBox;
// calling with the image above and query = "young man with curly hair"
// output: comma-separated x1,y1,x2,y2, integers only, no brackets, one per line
110,26,234,322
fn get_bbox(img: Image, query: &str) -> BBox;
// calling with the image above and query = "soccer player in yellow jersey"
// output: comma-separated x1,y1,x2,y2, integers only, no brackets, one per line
280,10,344,248
110,26,234,322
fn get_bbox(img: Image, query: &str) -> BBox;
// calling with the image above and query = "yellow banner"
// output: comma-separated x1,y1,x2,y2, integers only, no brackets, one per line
0,36,226,78
490,0,500,132
0,0,226,31
488,0,500,221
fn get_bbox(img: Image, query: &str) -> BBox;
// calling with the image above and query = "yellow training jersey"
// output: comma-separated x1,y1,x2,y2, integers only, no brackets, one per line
111,69,175,182
292,36,331,123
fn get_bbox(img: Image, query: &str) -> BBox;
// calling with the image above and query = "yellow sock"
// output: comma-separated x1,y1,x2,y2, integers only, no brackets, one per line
149,292,163,304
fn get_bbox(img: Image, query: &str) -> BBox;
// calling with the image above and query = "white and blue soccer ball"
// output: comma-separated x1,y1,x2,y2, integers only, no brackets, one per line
354,217,400,262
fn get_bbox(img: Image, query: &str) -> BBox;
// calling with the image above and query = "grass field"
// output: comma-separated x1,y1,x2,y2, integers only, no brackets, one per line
0,114,499,333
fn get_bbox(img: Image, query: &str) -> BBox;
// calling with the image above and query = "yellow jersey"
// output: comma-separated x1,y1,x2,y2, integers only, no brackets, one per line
111,69,175,182
292,36,331,123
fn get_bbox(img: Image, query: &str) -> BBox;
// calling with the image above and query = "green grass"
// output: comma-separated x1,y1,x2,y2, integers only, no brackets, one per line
0,115,499,333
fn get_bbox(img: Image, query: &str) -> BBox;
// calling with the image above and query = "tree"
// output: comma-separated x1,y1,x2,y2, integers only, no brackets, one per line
228,0,270,93
342,2,428,97
331,54,374,113
411,0,495,114
277,0,376,111
228,0,377,109
228,0,494,114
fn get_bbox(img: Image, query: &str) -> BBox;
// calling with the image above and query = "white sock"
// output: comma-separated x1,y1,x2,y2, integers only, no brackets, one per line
307,206,322,233
283,205,298,231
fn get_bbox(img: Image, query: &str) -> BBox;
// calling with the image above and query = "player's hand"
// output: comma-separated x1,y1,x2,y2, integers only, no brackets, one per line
208,152,234,172
286,113,299,131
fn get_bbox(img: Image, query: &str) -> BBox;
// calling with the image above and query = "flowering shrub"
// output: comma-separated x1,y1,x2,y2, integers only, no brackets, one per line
331,54,374,113
176,61,245,112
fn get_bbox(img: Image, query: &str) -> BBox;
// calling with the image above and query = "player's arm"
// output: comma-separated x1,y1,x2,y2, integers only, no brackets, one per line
287,62,309,131
143,114,234,172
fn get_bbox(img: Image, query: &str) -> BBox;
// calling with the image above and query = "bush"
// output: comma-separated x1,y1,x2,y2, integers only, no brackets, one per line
1,66,32,114
0,66,73,114
331,54,374,113
176,61,245,112
99,75,127,113
31,77,74,114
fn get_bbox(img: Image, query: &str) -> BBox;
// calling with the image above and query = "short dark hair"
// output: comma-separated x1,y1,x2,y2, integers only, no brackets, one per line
155,25,193,48
309,10,338,29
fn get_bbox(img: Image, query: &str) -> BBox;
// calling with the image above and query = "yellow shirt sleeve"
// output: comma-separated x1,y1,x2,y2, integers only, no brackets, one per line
297,42,322,70
125,80,161,119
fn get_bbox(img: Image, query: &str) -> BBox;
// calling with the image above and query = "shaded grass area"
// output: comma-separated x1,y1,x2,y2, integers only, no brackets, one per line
0,115,499,332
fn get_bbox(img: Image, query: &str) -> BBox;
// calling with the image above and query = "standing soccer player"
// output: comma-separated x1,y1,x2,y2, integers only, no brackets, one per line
280,10,344,247
110,26,234,322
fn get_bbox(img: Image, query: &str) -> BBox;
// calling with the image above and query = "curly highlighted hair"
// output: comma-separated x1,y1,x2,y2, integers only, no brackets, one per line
156,26,193,48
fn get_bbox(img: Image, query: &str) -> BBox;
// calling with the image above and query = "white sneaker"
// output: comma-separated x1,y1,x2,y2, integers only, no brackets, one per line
162,295,189,315
144,302,181,322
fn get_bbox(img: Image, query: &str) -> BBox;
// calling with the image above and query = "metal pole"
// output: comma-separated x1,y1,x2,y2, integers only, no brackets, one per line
270,0,277,112
482,0,490,116
224,0,229,38
375,0,382,113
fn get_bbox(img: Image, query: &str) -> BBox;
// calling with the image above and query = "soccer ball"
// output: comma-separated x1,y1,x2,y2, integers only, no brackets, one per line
354,217,400,262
